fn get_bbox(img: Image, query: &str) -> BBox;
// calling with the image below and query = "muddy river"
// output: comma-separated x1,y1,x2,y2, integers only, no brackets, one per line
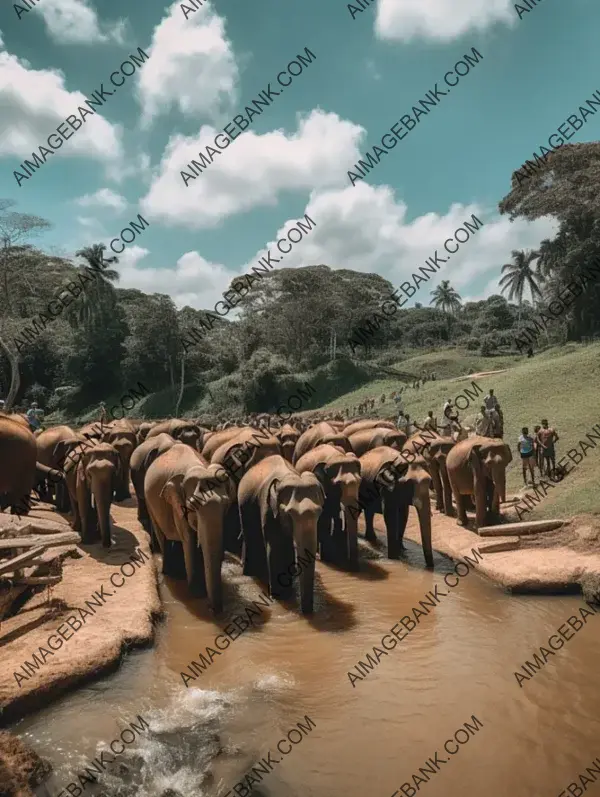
11,536,600,797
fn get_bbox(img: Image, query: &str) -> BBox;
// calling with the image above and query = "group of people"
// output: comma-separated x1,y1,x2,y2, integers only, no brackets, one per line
474,389,504,438
517,420,559,485
0,399,45,431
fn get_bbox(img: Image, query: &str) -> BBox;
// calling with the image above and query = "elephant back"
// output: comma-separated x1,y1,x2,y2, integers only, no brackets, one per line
293,422,337,464
358,445,404,484
35,425,76,467
202,427,242,460
344,419,396,436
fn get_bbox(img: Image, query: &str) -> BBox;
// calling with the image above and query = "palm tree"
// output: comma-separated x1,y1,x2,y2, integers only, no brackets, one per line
498,249,541,321
59,243,120,328
429,280,462,314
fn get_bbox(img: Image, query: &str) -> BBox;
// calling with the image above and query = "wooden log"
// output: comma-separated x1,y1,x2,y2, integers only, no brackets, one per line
478,519,565,537
0,531,80,549
12,575,62,586
0,546,47,576
478,538,521,554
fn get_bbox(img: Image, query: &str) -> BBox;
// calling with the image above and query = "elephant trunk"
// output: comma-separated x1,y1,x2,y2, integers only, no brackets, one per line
195,503,226,613
344,505,358,567
413,483,434,568
91,475,112,548
281,441,295,463
429,460,444,511
292,517,317,614
492,463,506,507
440,463,453,516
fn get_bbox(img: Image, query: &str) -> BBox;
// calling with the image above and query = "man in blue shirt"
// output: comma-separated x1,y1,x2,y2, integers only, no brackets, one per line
518,426,536,486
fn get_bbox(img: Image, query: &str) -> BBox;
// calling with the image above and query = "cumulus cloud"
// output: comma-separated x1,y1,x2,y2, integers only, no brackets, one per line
125,182,557,311
136,0,239,127
0,47,123,165
76,188,128,212
141,110,365,229
375,0,514,41
33,0,126,44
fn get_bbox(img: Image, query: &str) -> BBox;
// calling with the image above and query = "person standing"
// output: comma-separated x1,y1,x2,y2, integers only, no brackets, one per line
421,411,437,433
26,401,41,432
537,419,559,478
518,426,536,486
475,404,493,437
484,389,499,412
533,425,542,473
442,399,459,437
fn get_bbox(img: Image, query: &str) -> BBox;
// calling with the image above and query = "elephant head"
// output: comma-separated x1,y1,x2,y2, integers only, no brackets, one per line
277,424,300,463
216,429,281,482
268,470,325,613
314,449,362,565
137,422,155,444
160,462,234,612
469,439,512,515
171,421,202,450
79,443,121,546
349,427,407,458
107,429,137,501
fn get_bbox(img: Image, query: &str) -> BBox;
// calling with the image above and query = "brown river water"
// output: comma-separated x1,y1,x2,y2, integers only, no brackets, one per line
11,527,600,797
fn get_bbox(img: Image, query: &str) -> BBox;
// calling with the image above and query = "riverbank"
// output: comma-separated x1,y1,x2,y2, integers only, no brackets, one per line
394,507,600,598
0,502,162,727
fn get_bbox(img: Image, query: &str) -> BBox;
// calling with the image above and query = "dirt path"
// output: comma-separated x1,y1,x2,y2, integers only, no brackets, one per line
451,369,508,382
0,501,161,726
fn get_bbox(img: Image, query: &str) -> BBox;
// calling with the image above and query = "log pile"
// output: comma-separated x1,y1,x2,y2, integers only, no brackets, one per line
0,518,80,621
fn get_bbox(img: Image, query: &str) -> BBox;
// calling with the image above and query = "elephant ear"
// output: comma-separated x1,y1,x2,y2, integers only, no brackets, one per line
267,479,280,518
504,443,513,465
469,444,483,475
160,475,186,519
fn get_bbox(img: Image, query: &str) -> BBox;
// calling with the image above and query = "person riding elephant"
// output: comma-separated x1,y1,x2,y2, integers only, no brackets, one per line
446,436,512,528
75,442,121,546
292,422,352,465
276,423,300,463
146,419,205,451
343,419,396,436
144,443,236,612
130,432,176,535
103,422,138,502
357,445,434,567
295,444,361,567
237,455,325,613
347,427,407,458
35,425,81,511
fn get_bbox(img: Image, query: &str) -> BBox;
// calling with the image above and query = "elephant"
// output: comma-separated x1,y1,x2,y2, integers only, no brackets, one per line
446,436,512,528
75,442,121,546
238,455,325,613
347,427,407,458
146,419,204,451
144,443,236,611
130,432,176,534
343,419,396,436
295,444,361,567
104,423,138,502
292,422,352,465
276,424,300,463
35,425,77,510
201,427,243,460
137,421,156,445
357,445,433,567
405,432,455,516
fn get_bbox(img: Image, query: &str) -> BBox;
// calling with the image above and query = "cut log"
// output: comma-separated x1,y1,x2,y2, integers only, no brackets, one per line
478,519,565,537
0,546,47,576
12,575,62,586
478,538,521,554
0,531,80,549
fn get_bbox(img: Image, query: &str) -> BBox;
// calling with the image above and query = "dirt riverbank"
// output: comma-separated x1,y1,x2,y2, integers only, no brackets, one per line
0,501,162,728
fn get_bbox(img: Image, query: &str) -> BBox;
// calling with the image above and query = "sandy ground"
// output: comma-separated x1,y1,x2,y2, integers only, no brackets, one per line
0,500,162,727
451,369,508,382
394,505,600,596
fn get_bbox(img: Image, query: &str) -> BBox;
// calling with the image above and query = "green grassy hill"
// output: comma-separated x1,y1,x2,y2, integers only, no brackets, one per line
319,343,600,520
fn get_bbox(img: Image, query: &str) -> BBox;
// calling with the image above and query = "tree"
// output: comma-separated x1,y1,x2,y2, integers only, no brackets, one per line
429,280,462,315
65,243,120,328
498,249,542,321
0,201,52,409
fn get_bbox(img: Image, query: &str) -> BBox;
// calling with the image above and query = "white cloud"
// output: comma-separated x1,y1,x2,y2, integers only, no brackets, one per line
34,0,126,44
141,110,365,229
0,48,123,165
136,0,239,127
115,246,235,310
76,188,128,212
375,0,514,41
122,182,557,311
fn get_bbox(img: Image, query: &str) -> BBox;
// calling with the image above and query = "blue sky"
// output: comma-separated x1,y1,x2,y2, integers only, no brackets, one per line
1,0,597,311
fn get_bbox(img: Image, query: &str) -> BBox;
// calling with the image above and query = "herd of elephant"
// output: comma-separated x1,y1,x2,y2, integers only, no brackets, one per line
0,412,513,614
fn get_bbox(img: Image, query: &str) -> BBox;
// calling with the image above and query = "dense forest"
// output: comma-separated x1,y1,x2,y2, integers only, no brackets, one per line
1,142,599,421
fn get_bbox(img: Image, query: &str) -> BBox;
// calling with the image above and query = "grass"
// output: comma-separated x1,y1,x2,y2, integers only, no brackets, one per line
318,342,600,519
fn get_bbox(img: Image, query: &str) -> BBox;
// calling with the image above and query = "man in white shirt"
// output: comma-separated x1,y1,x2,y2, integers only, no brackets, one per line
484,389,499,412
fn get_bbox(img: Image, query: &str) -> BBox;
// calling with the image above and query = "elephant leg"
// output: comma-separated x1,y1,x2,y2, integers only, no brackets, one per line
223,503,242,558
344,506,359,568
267,519,294,599
77,480,98,544
474,481,487,528
430,465,443,512
181,527,207,597
363,505,377,543
318,508,335,563
441,468,454,516
397,502,409,547
382,495,400,559
164,540,186,579
453,488,468,527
